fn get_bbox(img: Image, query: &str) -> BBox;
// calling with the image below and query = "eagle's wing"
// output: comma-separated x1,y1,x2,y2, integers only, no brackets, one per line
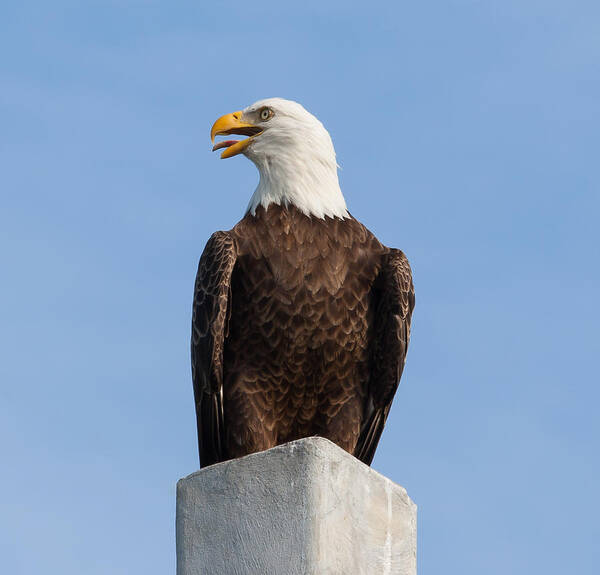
356,248,415,465
191,231,237,467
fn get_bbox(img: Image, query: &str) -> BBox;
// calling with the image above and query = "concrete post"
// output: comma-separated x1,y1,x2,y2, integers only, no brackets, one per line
176,437,416,575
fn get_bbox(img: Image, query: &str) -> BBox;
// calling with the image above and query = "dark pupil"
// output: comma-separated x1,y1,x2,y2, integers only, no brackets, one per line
262,110,268,118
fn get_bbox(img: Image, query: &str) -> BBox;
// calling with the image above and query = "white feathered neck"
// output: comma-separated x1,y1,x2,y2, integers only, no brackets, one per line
243,98,348,220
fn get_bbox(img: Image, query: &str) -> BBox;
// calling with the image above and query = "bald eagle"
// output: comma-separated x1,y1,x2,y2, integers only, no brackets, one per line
192,98,414,468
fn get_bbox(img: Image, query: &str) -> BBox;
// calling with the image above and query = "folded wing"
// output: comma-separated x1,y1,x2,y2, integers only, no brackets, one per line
191,231,237,467
356,249,415,465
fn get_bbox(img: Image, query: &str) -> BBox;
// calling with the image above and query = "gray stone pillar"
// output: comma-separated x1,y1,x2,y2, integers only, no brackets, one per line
177,437,416,575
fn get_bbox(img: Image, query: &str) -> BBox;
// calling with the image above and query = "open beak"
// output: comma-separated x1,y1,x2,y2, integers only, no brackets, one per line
210,111,262,159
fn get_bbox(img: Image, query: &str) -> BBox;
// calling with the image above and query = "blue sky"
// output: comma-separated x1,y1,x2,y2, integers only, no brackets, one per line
1,1,599,573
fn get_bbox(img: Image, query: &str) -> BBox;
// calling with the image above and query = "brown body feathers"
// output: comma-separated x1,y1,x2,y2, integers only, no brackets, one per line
191,204,414,467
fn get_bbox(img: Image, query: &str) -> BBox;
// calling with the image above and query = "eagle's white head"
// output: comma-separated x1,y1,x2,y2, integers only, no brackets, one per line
210,98,348,220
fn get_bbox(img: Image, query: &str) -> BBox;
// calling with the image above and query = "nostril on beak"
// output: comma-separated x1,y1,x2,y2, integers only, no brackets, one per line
233,112,240,120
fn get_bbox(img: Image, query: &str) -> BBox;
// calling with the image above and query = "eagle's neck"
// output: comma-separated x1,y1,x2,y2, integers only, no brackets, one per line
246,152,348,220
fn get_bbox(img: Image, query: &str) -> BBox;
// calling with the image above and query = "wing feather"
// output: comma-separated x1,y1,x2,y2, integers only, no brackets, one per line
191,231,237,467
356,248,415,465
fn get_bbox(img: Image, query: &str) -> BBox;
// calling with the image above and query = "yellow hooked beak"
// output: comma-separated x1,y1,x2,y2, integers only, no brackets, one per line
210,111,263,159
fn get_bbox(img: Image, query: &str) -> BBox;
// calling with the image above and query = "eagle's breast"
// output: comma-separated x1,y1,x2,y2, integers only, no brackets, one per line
223,204,385,384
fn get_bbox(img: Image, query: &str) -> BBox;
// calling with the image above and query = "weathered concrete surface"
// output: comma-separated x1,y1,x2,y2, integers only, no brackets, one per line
177,437,416,575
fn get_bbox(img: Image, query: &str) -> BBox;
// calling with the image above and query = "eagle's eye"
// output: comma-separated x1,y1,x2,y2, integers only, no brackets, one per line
260,108,273,121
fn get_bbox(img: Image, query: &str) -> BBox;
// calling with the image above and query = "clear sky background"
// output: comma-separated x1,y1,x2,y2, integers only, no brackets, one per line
1,1,599,573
